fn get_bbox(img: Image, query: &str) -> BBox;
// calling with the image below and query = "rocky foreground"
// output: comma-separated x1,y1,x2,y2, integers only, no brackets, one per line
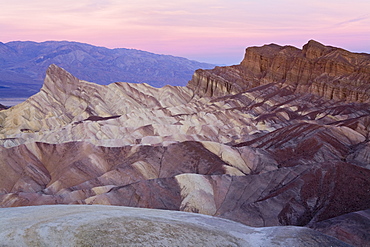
0,205,351,247
0,40,369,246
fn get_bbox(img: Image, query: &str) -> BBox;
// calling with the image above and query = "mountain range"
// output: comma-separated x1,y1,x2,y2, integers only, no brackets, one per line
0,41,215,98
0,40,369,246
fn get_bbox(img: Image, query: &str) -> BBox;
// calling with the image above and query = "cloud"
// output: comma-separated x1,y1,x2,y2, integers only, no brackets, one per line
335,14,369,26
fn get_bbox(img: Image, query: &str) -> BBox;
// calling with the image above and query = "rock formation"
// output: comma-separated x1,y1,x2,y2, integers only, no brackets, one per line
0,41,369,246
188,40,370,102
0,205,351,246
311,209,370,247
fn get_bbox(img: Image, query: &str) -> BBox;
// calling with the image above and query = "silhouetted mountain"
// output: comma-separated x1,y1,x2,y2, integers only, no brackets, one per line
0,41,215,98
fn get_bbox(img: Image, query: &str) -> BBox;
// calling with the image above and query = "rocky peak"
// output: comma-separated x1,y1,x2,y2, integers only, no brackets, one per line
43,64,79,87
40,64,84,105
0,64,196,138
302,40,334,59
187,40,370,103
42,64,80,91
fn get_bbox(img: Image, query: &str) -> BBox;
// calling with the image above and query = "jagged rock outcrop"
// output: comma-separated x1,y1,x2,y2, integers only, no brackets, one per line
188,40,370,103
0,205,351,247
0,64,195,142
0,45,369,246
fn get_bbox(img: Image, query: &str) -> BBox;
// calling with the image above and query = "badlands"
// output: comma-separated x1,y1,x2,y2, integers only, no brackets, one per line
0,40,369,246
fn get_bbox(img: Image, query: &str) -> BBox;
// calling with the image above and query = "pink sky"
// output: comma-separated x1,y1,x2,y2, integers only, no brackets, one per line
0,0,369,64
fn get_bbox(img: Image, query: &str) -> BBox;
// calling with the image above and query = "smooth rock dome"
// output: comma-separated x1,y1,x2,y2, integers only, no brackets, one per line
0,205,351,247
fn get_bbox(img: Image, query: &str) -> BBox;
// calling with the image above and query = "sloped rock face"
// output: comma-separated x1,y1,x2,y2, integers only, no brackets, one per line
311,209,370,247
0,44,369,247
0,205,351,247
1,141,368,229
188,40,370,103
0,64,195,142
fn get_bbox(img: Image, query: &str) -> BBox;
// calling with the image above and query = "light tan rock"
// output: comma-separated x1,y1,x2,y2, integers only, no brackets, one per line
176,173,217,215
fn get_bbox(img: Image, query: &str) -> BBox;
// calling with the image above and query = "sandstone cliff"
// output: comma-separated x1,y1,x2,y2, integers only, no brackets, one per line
0,45,369,246
188,40,370,103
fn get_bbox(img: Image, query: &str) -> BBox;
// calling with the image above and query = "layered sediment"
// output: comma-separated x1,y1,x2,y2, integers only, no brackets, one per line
188,40,370,102
0,41,369,246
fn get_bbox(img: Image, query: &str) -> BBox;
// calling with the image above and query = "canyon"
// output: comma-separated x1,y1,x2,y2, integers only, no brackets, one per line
0,40,369,246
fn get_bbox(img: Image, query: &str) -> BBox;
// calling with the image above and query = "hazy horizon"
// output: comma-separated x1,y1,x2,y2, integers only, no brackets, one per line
0,0,369,64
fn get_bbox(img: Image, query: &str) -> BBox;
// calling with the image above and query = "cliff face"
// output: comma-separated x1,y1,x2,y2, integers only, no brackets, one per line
188,40,370,102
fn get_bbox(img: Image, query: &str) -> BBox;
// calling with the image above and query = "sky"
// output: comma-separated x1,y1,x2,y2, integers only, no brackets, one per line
0,0,369,65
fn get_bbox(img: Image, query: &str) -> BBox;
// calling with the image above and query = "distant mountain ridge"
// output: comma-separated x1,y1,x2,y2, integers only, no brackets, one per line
0,40,215,98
